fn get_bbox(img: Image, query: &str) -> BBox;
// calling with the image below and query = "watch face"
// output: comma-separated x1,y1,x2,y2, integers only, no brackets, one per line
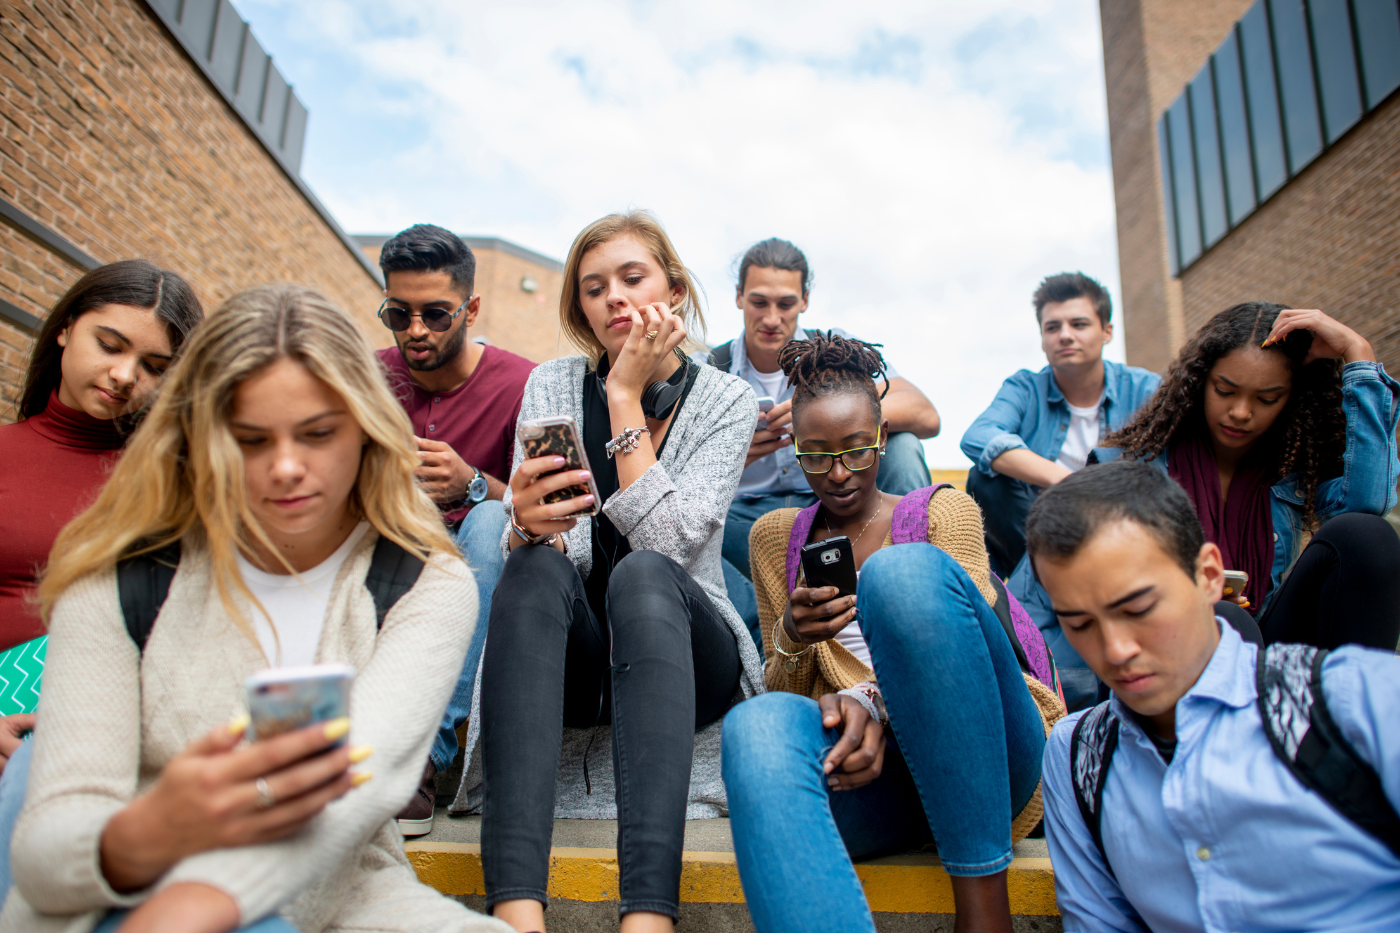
468,474,489,503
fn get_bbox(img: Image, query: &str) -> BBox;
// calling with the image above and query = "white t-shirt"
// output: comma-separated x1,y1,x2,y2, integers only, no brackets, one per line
751,367,786,404
1055,395,1104,473
833,615,873,668
236,522,372,668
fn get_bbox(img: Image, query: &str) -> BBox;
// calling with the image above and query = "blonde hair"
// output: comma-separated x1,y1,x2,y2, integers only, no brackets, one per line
559,210,706,363
38,285,458,633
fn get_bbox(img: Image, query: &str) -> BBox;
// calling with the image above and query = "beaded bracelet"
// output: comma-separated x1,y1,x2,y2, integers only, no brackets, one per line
605,426,651,459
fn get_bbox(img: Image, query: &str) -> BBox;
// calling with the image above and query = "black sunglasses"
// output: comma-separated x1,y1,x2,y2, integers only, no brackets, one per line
377,298,470,333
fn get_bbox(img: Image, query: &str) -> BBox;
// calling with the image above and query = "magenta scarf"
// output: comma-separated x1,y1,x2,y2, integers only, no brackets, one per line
1168,433,1275,612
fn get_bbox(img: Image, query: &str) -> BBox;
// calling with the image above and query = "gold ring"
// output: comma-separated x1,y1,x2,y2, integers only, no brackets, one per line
646,330,659,340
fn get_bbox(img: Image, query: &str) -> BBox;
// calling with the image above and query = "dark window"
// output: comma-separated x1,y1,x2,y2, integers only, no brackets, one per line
1190,64,1229,247
1240,1,1290,199
1308,0,1364,143
1167,96,1202,267
1215,29,1259,226
1158,115,1181,276
1269,0,1324,173
1354,0,1400,108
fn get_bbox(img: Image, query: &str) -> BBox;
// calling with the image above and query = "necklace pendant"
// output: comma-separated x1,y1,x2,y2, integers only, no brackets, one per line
785,656,799,673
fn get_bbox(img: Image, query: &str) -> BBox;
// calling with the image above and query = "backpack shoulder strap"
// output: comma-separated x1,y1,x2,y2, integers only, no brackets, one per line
706,340,735,373
889,484,950,545
365,535,426,630
1070,699,1121,874
1257,644,1400,858
786,504,823,593
117,542,182,654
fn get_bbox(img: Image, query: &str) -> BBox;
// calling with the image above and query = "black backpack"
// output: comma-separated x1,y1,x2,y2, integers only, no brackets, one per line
706,340,735,373
1071,643,1400,871
115,536,425,652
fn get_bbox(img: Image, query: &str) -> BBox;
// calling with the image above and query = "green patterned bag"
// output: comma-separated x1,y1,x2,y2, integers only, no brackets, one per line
0,636,45,715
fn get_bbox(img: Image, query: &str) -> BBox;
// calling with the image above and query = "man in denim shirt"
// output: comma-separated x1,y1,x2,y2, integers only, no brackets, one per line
961,273,1159,579
1030,463,1400,933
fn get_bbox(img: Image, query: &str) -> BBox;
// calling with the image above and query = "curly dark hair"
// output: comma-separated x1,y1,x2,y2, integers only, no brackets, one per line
778,330,890,423
1102,301,1344,525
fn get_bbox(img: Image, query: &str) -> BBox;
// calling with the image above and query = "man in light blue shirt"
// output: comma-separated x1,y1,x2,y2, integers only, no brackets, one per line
961,273,1159,580
1027,461,1400,933
702,239,941,643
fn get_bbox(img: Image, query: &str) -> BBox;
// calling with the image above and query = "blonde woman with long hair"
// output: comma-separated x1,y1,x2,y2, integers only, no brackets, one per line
471,212,762,932
0,286,510,933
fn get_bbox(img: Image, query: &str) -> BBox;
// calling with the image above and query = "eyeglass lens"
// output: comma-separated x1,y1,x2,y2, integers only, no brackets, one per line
798,447,879,474
381,306,454,333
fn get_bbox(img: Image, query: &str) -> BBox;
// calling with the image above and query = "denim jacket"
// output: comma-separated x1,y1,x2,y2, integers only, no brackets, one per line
1012,360,1400,710
960,360,1161,477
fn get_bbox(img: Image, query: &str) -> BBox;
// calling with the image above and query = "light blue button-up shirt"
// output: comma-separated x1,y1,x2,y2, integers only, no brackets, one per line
960,360,1160,477
1043,622,1400,933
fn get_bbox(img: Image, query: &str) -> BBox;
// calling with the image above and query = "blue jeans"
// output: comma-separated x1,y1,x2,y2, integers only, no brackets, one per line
0,741,296,932
433,500,508,773
964,466,1039,580
722,544,1045,933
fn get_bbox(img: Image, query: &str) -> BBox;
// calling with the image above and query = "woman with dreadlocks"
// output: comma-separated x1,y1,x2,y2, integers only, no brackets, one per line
721,331,1064,933
1094,303,1400,651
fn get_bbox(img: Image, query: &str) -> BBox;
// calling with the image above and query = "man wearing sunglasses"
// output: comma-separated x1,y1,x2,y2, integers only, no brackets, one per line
375,223,535,836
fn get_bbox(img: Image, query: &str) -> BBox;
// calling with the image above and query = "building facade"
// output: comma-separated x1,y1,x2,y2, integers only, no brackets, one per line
1102,0,1400,374
357,235,568,364
0,0,386,420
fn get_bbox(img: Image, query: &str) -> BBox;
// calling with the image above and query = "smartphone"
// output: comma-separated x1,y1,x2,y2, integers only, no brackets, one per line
517,415,602,517
245,663,355,744
800,536,859,600
755,396,776,414
1222,570,1249,600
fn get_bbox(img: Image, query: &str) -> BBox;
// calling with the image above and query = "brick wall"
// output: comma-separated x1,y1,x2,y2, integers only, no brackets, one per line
1179,92,1400,373
1100,0,1254,373
0,0,385,421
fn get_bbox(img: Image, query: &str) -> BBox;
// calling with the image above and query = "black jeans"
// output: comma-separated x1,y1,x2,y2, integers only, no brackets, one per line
965,467,1040,580
480,546,741,919
1256,512,1400,651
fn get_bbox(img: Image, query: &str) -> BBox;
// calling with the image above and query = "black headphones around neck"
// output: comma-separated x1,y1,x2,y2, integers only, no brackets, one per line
596,348,694,421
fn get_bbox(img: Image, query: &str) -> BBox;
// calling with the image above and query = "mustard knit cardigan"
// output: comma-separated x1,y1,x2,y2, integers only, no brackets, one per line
749,486,1064,840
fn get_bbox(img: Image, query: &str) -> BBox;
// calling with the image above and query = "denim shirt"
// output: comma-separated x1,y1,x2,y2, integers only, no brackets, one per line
960,360,1161,477
1011,360,1400,711
1043,623,1400,933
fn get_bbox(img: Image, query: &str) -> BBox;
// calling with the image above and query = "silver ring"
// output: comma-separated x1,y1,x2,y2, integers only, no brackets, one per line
255,777,275,809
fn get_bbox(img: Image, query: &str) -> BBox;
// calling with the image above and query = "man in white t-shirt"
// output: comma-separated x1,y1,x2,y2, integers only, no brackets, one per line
701,238,941,646
961,273,1160,581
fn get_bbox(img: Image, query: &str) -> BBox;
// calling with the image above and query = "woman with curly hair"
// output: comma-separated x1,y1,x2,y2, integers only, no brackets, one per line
721,332,1063,933
1092,302,1400,651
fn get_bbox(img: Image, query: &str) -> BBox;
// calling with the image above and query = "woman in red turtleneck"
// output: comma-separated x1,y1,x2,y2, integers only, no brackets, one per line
0,261,202,651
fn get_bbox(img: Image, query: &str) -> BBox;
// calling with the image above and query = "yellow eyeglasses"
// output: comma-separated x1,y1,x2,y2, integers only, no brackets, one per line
794,428,884,475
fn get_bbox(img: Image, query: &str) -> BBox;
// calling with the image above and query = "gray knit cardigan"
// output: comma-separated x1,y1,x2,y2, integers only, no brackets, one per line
452,355,764,818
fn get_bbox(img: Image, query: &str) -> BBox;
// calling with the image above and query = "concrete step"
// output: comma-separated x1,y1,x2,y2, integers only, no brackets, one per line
407,814,1062,932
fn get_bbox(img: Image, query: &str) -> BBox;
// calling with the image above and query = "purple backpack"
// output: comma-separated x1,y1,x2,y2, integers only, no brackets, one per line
785,485,1063,701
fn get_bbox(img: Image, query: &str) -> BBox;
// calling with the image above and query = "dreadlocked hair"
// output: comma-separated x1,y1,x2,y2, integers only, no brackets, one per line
778,330,890,422
1102,301,1344,527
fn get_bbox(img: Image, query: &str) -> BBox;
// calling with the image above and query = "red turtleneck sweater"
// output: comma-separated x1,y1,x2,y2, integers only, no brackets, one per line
0,390,124,650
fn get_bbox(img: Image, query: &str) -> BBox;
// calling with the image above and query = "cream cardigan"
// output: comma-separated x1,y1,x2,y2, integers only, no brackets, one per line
0,531,511,933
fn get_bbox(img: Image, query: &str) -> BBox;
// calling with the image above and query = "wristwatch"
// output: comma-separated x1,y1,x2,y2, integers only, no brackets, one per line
466,466,489,504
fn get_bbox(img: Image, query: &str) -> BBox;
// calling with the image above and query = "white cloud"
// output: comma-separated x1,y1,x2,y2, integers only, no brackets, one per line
239,0,1121,467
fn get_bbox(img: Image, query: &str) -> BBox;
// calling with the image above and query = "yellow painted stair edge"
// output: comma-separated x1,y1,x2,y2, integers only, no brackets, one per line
405,842,1058,916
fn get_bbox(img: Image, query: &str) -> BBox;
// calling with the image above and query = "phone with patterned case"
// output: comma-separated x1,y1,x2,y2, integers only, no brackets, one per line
245,663,354,744
518,415,602,517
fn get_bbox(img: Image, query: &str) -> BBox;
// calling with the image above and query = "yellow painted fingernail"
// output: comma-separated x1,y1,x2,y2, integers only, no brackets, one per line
351,771,373,787
348,745,373,764
323,717,350,741
227,714,250,736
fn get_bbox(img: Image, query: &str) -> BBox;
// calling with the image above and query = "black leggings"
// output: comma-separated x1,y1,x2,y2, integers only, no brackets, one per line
1215,513,1400,651
479,545,741,919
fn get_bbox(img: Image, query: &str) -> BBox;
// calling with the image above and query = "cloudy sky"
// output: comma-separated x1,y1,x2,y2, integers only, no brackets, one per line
238,0,1123,468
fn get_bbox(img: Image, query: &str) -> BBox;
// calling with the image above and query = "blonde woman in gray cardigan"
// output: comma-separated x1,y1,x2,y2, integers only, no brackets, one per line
1,287,510,933
480,212,762,933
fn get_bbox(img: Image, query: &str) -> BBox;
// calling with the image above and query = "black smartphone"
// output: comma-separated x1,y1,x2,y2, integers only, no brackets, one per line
800,536,858,599
517,415,602,517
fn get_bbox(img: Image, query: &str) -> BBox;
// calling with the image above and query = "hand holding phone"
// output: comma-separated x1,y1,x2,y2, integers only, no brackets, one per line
1222,570,1250,606
518,416,602,518
783,537,860,645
